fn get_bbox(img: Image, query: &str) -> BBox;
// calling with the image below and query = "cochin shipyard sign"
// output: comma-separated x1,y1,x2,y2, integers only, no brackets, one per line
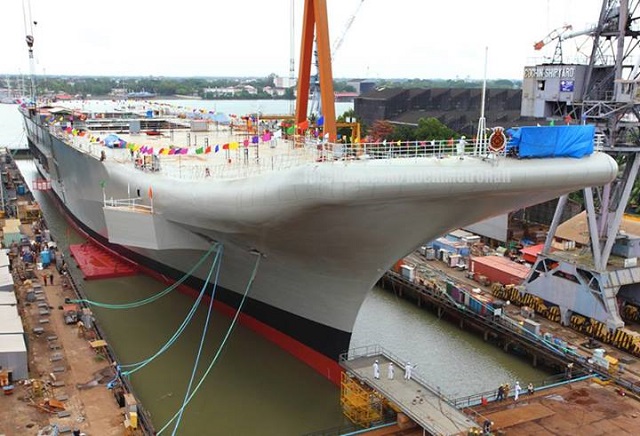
523,66,576,79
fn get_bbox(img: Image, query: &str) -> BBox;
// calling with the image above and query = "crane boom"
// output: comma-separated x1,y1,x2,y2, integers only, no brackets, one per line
533,24,573,50
332,0,365,58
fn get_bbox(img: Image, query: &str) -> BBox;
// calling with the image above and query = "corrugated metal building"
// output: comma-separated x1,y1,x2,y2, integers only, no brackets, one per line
0,291,17,306
355,87,523,136
432,237,470,258
0,334,28,380
0,266,14,292
0,305,24,335
0,249,10,268
470,255,531,285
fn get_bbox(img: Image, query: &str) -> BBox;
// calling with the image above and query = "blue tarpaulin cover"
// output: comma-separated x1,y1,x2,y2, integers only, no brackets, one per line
507,125,595,158
103,134,124,148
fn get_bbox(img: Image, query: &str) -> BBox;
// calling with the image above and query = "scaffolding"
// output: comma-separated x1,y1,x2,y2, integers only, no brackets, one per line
340,371,384,427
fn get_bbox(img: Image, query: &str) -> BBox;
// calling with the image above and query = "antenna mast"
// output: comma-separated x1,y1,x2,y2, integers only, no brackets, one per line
289,0,295,115
475,47,488,155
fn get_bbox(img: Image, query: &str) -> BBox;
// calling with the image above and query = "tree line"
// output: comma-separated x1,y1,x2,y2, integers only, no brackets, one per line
0,74,520,100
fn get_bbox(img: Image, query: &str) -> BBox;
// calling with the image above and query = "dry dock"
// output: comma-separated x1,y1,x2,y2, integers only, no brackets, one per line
0,151,151,435
468,378,640,434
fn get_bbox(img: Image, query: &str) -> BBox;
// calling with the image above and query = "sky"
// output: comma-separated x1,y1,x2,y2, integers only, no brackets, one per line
0,0,605,80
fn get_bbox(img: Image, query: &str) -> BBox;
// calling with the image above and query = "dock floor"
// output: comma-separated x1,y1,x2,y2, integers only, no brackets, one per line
0,222,131,435
470,378,640,434
341,347,477,435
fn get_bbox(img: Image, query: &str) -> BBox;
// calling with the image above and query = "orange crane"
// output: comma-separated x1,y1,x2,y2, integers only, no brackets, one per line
533,24,573,64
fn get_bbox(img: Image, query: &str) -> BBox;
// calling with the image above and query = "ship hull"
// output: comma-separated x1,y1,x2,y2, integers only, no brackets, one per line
22,109,619,382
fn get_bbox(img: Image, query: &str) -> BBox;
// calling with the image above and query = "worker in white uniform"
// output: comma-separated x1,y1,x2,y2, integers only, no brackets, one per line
514,381,521,401
404,361,416,380
457,136,467,159
387,362,395,380
372,360,380,379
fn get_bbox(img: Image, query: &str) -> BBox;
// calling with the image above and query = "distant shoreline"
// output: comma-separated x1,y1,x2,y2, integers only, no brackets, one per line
58,94,305,102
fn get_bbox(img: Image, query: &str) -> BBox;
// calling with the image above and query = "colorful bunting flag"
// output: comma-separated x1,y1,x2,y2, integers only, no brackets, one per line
195,147,204,154
205,145,212,153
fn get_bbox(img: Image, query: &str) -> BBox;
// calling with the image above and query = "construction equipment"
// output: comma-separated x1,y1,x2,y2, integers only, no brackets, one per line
331,0,366,59
340,371,386,427
28,398,65,414
123,393,140,434
63,303,80,324
533,24,573,64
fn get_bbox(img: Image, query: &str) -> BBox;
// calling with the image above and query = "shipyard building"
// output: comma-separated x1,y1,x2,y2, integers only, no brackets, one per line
354,87,523,136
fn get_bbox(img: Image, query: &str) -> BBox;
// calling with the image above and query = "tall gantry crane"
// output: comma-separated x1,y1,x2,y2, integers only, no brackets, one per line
522,0,640,333
296,0,336,141
308,0,365,118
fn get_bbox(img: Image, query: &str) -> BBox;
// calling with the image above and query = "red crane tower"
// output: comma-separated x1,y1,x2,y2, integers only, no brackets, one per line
295,0,337,142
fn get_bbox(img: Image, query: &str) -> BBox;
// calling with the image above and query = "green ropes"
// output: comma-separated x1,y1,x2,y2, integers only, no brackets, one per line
157,252,262,435
71,243,219,309
170,242,224,435
120,246,223,376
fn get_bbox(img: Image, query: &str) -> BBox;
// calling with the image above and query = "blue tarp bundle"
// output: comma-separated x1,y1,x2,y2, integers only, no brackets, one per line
103,134,124,148
507,125,595,158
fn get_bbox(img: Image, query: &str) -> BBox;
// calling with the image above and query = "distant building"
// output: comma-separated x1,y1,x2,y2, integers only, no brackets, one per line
347,79,375,95
203,87,238,97
354,87,523,136
274,76,297,89
110,88,128,97
263,86,286,97
335,92,358,102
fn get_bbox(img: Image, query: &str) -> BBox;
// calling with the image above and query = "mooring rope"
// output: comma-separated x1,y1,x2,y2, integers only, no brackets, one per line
72,244,219,309
119,246,223,376
157,251,262,435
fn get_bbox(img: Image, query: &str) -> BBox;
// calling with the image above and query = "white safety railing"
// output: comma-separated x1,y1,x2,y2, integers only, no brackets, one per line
104,197,152,213
46,122,601,182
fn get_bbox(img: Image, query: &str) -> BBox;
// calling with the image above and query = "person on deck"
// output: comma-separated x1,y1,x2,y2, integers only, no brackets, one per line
404,361,416,380
457,136,467,159
387,362,395,380
496,384,505,401
372,360,380,380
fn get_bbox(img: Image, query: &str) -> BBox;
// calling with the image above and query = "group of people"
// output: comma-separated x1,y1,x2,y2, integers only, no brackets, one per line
372,359,417,381
496,381,535,401
42,271,55,286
